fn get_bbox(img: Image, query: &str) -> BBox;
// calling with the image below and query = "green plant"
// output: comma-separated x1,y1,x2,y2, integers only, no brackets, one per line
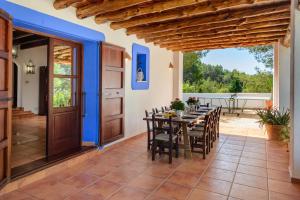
170,98,185,111
186,97,199,105
256,109,290,142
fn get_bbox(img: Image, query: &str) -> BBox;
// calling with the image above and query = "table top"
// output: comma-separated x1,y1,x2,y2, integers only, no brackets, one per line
143,112,206,124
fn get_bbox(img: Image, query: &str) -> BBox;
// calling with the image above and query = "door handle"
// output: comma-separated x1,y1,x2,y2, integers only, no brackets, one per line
0,97,13,102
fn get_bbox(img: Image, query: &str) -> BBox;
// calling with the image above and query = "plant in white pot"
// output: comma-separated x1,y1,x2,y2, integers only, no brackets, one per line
256,109,290,141
170,98,185,117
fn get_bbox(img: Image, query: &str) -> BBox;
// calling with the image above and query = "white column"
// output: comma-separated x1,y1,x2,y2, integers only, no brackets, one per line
290,0,300,180
273,43,280,108
172,51,183,100
278,42,291,110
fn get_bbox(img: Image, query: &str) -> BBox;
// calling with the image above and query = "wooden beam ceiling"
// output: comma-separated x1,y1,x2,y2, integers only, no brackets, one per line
53,0,291,51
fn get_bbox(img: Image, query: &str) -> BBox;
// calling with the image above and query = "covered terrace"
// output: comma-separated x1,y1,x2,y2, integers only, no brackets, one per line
1,0,300,199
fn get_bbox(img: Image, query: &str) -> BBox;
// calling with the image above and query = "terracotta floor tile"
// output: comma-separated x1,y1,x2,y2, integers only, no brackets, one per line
268,179,300,197
62,172,99,189
267,161,289,172
197,177,232,195
211,160,238,171
78,179,121,199
108,187,148,200
234,172,267,190
268,169,291,182
154,182,191,200
103,168,141,184
167,171,199,187
128,174,163,192
215,153,240,163
222,144,244,151
241,151,267,160
219,149,242,156
239,157,267,168
237,164,267,177
243,147,266,154
225,140,245,146
269,191,300,200
204,168,235,182
188,188,227,200
0,191,35,200
229,183,268,200
175,162,206,176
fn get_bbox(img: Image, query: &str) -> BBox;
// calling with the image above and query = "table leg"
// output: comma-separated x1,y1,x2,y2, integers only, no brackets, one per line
182,123,192,159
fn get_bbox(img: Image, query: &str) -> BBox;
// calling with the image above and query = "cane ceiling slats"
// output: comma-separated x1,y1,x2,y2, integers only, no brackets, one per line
53,0,293,51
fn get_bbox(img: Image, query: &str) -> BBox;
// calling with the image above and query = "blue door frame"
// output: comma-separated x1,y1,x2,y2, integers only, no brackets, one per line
0,1,105,145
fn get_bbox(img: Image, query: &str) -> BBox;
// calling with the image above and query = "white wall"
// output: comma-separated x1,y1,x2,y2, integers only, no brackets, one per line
183,93,272,109
13,45,48,114
9,0,176,138
290,0,300,180
278,43,291,110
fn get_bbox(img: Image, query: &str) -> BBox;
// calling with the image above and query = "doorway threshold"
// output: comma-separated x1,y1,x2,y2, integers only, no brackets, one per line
11,146,96,180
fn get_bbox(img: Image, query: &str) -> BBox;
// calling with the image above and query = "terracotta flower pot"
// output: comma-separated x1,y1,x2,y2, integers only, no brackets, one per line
265,100,273,110
265,124,283,140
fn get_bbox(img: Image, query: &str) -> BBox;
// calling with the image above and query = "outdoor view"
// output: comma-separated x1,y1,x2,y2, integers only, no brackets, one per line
183,45,274,93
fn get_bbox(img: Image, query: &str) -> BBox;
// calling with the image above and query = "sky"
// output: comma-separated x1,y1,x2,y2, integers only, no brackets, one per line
201,48,266,75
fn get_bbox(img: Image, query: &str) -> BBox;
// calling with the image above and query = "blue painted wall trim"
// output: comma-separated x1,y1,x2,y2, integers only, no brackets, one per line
132,43,150,90
0,1,104,144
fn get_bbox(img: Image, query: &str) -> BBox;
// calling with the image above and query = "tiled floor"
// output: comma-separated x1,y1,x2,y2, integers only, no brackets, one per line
12,116,46,168
2,116,300,200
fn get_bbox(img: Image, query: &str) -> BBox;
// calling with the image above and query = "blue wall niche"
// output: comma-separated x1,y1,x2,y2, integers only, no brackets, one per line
132,43,150,90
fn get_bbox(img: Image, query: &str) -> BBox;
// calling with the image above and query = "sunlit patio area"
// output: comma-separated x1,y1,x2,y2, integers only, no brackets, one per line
1,115,297,200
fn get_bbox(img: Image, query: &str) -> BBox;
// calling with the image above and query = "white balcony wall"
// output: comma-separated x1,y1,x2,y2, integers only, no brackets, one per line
183,93,272,109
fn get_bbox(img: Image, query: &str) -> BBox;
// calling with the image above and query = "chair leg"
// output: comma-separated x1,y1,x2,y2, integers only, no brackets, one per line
152,140,156,161
175,138,179,158
169,142,173,164
203,141,206,159
190,136,194,151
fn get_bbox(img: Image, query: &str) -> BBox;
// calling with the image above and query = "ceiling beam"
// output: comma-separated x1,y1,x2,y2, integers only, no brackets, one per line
76,0,152,19
20,39,49,50
125,2,289,35
53,0,82,9
95,0,207,24
160,32,286,48
110,0,279,30
147,24,288,44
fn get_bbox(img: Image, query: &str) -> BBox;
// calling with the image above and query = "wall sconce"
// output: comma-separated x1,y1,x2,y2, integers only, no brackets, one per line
25,59,36,74
12,45,18,59
169,62,174,69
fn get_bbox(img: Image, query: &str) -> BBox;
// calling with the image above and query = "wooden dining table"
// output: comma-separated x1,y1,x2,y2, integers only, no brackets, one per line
143,110,210,159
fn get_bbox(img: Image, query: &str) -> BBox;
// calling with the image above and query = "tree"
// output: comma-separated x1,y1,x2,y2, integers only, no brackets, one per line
240,45,274,69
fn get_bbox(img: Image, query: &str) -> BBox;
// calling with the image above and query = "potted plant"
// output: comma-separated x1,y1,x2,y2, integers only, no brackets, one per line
186,97,199,112
170,98,185,117
256,109,290,141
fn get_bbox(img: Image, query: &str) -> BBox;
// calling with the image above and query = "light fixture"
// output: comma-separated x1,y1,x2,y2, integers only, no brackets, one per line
169,62,174,69
25,59,36,74
12,45,18,59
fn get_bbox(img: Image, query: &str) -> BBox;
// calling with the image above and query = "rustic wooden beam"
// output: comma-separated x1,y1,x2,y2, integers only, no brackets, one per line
147,25,288,43
171,40,277,51
110,0,279,29
163,35,284,49
95,0,207,24
281,24,291,47
53,0,82,9
134,12,289,38
160,32,286,48
125,2,289,35
76,0,152,19
179,41,276,52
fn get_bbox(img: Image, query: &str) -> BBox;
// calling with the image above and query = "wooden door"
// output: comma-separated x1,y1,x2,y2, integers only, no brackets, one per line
100,42,125,145
39,66,48,115
48,38,82,157
0,9,12,187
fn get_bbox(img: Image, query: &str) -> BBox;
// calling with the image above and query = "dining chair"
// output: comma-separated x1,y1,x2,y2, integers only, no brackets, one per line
161,107,165,113
151,114,179,164
188,114,210,159
145,110,153,150
216,106,222,138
